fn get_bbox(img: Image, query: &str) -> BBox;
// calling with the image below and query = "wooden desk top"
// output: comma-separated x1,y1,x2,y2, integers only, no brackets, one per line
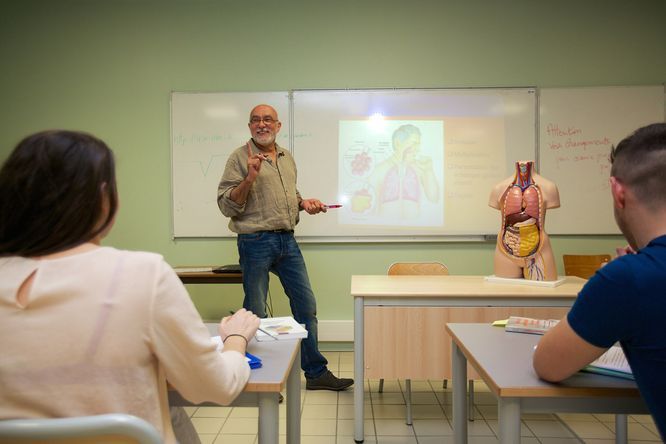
176,268,243,284
351,275,586,299
446,323,640,399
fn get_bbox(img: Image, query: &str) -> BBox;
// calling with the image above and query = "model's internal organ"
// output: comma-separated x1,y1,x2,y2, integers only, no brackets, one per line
351,152,372,176
500,185,543,258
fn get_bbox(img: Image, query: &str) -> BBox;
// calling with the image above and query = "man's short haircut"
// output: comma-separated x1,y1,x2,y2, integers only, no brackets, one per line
610,123,666,210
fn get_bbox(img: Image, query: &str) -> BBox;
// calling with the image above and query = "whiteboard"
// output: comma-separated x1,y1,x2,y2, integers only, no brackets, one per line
539,85,665,234
292,88,537,238
170,91,289,237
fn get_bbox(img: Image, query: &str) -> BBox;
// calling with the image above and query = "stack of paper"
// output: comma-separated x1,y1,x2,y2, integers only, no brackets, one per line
256,316,308,341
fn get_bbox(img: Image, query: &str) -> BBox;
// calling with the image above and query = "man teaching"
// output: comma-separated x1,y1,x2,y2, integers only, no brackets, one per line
217,104,354,391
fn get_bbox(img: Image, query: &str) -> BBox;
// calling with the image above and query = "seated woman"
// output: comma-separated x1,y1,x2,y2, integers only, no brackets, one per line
0,130,260,444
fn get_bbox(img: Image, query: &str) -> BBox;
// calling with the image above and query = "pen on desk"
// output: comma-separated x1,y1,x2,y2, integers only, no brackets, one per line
229,311,279,340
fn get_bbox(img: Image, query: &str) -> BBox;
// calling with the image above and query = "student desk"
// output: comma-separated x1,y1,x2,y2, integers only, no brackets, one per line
351,275,586,442
446,323,647,444
169,324,301,444
175,268,243,284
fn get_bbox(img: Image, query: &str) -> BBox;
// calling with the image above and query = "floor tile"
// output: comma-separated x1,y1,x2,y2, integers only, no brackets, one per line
302,403,338,419
305,390,340,405
301,418,337,435
523,419,577,438
301,436,336,444
229,406,259,418
336,419,375,437
213,434,256,444
485,419,535,437
409,392,439,404
183,406,198,417
556,412,597,422
337,402,372,419
197,434,217,444
220,417,258,435
605,420,661,440
374,418,416,436
562,420,614,439
337,436,377,444
466,418,495,437
401,380,432,392
375,436,417,443
537,439,586,444
411,403,446,419
371,392,406,405
193,406,232,418
631,414,655,425
466,437,500,444
372,404,409,419
191,417,225,434
411,418,453,436
369,379,402,393
417,437,456,444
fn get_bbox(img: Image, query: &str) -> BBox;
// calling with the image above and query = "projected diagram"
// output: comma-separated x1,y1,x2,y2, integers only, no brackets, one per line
338,120,444,227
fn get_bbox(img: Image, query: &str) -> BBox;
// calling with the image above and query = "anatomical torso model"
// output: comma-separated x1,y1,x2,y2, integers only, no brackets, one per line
488,161,560,281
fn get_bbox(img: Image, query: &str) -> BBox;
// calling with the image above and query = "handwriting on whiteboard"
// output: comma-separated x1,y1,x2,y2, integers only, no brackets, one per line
543,123,612,184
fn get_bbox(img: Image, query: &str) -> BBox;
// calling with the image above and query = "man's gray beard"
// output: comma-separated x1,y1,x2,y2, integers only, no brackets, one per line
254,133,275,145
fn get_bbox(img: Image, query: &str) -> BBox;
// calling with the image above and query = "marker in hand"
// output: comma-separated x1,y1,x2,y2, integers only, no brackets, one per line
324,204,342,209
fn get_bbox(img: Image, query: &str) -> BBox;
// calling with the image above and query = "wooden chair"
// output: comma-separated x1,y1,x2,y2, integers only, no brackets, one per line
0,413,162,444
563,254,611,279
382,262,474,423
387,261,450,276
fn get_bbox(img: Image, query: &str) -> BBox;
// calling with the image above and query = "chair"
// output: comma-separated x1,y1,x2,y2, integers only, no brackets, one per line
563,254,611,279
382,262,474,424
0,413,162,444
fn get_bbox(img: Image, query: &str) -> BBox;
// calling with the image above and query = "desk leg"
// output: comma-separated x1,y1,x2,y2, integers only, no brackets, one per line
615,414,628,444
498,397,521,444
258,393,279,444
354,296,365,443
452,341,468,444
287,347,301,444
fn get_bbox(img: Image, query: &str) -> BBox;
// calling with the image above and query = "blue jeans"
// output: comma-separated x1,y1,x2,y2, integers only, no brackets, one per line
237,231,328,379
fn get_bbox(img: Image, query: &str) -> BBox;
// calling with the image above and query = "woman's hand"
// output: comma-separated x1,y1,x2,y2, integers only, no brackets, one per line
219,308,260,351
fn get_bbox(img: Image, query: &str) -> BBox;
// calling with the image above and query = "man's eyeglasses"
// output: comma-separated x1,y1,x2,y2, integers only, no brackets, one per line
250,116,278,125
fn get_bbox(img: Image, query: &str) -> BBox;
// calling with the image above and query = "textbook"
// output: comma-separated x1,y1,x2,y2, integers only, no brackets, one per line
582,345,634,380
211,336,262,369
504,316,560,335
256,316,308,341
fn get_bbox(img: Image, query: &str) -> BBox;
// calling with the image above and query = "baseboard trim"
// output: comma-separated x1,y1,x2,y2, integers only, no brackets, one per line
318,320,354,342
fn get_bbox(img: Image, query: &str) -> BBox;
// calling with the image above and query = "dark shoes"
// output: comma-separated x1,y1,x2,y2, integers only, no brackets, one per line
306,370,354,391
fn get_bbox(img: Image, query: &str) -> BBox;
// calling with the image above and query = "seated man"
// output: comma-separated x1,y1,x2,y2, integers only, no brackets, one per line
533,123,666,440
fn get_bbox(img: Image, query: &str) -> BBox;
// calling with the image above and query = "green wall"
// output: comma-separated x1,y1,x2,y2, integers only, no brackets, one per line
1,0,664,322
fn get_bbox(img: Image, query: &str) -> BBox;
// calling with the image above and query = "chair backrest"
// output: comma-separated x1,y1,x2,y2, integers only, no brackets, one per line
0,413,162,444
562,254,612,279
387,261,449,276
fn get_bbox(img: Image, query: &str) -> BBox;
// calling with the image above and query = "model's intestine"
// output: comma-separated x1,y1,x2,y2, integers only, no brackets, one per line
500,184,543,258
